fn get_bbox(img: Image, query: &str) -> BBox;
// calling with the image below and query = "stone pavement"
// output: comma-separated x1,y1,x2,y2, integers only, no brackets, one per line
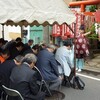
83,53,100,74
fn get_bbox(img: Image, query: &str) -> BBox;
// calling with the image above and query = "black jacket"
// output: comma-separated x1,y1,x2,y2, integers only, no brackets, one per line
0,60,16,87
10,63,45,100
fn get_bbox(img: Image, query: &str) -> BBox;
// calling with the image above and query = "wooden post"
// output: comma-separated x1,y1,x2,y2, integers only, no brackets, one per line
66,23,76,76
73,23,76,76
21,26,24,38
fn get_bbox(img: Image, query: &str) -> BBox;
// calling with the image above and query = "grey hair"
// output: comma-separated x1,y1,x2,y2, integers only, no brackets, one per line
22,53,37,64
14,55,24,63
46,44,56,50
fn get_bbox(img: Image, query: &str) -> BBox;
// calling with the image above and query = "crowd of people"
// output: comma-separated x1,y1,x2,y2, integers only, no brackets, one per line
0,25,90,100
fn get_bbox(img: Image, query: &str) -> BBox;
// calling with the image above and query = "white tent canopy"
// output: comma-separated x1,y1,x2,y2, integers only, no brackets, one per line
0,0,76,26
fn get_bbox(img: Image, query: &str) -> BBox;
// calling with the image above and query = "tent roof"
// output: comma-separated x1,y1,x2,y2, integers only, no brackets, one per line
0,0,76,26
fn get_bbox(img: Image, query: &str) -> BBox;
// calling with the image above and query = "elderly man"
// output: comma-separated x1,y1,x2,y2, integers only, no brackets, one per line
10,53,45,100
36,44,62,91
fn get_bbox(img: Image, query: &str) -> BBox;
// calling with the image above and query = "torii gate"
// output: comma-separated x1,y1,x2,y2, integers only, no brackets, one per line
69,0,100,39
69,0,100,12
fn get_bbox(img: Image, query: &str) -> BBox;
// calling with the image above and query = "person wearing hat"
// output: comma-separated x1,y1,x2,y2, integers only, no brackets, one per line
75,24,91,72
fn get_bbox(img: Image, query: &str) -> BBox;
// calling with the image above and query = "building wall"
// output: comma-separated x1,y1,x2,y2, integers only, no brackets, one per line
43,26,50,44
0,25,21,41
30,26,43,44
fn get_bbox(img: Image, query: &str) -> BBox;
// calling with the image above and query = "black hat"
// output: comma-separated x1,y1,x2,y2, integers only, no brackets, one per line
79,24,85,30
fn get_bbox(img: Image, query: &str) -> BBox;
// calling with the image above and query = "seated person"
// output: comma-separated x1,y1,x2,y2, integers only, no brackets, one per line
36,44,62,91
9,42,24,60
10,53,45,100
0,55,23,99
23,44,40,56
55,40,74,85
0,49,10,64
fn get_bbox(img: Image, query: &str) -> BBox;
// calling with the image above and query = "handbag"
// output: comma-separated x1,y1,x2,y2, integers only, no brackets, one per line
71,76,85,90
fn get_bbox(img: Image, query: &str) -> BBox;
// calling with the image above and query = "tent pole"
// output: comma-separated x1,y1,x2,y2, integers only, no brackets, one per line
21,26,24,38
2,24,4,39
66,23,76,76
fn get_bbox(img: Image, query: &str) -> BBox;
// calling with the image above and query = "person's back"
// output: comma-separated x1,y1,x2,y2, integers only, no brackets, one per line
10,64,40,99
55,40,73,77
55,46,72,76
36,49,59,81
0,60,16,100
36,45,62,91
0,60,16,87
10,53,45,100
9,42,24,59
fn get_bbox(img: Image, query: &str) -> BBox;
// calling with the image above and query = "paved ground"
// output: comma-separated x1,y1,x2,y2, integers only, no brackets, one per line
83,53,100,74
61,75,100,100
45,51,100,100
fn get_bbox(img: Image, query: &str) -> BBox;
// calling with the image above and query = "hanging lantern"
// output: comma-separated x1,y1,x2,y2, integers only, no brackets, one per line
61,24,71,40
52,24,61,37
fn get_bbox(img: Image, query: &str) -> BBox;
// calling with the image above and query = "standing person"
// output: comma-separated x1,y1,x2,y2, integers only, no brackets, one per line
36,44,62,91
75,25,91,72
10,54,45,100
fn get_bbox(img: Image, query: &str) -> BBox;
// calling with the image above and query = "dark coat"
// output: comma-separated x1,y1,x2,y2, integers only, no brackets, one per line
22,48,33,56
8,47,20,60
10,63,45,100
36,49,59,81
0,60,16,99
0,60,16,87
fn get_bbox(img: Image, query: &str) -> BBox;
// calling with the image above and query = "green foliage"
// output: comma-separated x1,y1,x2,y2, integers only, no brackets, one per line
87,33,98,40
89,5,97,12
86,24,98,40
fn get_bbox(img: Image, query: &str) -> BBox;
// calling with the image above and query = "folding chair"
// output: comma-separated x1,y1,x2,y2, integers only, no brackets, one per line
0,75,5,100
2,85,24,100
34,66,52,96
